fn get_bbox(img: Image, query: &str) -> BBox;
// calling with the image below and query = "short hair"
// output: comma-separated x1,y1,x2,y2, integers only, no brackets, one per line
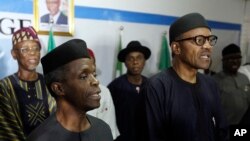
44,64,69,98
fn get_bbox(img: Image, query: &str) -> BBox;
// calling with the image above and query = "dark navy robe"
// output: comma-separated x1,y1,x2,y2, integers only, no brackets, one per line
108,74,148,141
27,113,113,141
144,68,229,141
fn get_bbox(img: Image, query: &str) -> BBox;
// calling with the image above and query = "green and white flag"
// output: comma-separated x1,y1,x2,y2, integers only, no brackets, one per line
47,26,55,53
159,34,171,70
115,33,123,77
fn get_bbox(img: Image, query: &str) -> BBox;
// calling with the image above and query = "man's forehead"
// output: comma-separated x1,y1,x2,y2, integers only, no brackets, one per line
126,51,144,56
223,53,242,59
14,40,39,48
180,27,211,37
47,0,60,3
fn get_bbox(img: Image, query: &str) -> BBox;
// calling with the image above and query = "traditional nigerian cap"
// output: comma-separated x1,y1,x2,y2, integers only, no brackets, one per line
12,26,41,47
41,39,90,75
87,48,95,60
118,40,151,62
169,13,210,44
222,43,241,57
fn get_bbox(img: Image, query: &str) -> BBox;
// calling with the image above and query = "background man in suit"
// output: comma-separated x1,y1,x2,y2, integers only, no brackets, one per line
40,0,68,25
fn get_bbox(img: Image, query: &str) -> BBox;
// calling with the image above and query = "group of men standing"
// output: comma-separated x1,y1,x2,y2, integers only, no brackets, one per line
1,12,250,141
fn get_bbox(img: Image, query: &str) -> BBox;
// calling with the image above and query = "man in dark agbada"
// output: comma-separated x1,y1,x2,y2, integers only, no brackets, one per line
144,13,229,141
27,39,113,141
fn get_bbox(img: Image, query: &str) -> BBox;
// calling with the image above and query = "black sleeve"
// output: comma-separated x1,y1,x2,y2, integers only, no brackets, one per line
143,77,168,141
209,79,230,141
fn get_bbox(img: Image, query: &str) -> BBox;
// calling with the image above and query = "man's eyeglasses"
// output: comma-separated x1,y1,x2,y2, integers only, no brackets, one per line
15,46,41,55
175,35,218,46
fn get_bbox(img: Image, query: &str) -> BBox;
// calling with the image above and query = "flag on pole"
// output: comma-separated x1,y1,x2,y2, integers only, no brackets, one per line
47,26,55,53
115,33,123,77
158,33,171,70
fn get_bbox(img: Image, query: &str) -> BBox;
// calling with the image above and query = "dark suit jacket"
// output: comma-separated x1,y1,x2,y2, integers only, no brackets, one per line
40,12,68,25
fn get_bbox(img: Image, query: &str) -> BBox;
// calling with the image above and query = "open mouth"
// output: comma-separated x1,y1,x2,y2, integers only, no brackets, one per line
200,52,210,60
89,90,101,100
201,55,209,59
28,59,38,63
89,94,101,101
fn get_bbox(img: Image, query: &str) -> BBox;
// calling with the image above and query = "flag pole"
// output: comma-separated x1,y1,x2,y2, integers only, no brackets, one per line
163,31,167,36
119,26,124,32
49,18,54,37
47,18,56,53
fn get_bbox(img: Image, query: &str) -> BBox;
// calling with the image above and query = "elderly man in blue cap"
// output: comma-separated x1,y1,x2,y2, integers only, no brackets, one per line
143,13,229,141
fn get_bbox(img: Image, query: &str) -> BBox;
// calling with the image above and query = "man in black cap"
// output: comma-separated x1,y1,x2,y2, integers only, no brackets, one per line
213,43,250,127
108,40,151,141
143,13,229,141
27,39,113,141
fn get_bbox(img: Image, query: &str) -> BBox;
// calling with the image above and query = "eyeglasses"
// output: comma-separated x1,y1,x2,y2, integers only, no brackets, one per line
175,35,218,46
15,46,41,55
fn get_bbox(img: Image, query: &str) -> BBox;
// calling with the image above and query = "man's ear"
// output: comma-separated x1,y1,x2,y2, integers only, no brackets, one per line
51,82,65,96
11,49,17,60
171,42,181,55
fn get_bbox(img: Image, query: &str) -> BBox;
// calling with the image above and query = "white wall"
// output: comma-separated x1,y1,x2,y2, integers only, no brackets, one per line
241,0,250,64
76,0,245,23
0,0,249,85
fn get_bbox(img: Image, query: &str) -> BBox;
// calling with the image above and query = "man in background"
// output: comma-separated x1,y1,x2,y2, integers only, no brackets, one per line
0,26,55,141
108,40,151,141
213,43,250,126
87,48,120,140
40,0,68,25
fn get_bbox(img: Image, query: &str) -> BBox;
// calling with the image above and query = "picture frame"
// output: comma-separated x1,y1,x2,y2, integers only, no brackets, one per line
33,0,74,36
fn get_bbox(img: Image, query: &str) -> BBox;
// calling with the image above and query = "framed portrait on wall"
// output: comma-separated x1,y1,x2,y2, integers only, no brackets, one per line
33,0,74,36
